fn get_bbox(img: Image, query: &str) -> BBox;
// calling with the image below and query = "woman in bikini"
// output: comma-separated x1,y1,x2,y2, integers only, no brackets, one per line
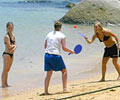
84,22,120,82
1,22,16,87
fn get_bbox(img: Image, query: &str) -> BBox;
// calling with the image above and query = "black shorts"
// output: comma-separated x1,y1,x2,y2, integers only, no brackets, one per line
103,44,120,58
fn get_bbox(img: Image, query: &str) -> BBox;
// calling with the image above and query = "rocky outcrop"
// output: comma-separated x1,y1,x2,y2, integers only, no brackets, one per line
60,0,120,25
66,3,75,8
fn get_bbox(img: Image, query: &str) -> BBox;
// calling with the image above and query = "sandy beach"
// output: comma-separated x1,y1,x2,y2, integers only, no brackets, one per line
1,72,120,100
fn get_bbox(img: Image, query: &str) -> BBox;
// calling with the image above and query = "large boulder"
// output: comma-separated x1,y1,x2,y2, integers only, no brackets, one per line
60,0,120,25
66,3,75,8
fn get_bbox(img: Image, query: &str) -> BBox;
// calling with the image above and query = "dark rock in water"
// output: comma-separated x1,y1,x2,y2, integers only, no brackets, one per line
18,1,26,3
27,0,36,3
60,0,120,26
66,3,75,8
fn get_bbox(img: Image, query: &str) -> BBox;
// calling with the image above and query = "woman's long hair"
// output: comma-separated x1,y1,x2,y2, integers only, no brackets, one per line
94,21,103,36
6,22,14,35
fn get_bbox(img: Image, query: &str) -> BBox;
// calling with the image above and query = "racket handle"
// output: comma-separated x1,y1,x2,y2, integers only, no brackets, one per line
68,53,71,55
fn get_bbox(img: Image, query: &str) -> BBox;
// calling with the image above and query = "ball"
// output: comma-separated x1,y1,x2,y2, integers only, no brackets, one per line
73,25,77,29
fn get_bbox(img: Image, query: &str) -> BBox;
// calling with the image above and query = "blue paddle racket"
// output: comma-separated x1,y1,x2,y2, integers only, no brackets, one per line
68,44,82,55
78,32,86,38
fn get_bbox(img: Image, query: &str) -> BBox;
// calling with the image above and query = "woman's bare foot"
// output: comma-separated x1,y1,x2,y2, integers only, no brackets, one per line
99,78,105,82
6,85,11,87
117,76,120,80
2,85,8,88
2,84,11,88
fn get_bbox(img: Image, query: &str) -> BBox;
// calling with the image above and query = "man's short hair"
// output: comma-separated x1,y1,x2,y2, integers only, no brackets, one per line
54,21,62,29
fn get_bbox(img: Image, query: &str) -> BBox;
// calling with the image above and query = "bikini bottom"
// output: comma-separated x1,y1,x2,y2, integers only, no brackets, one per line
3,52,13,58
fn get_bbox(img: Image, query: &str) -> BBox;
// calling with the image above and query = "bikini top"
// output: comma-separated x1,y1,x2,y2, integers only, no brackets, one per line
96,32,110,42
7,33,15,44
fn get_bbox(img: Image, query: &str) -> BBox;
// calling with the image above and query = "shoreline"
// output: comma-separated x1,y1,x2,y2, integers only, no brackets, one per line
2,72,120,100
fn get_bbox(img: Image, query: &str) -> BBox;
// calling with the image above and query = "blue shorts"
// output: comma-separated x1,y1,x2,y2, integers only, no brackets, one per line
44,53,66,71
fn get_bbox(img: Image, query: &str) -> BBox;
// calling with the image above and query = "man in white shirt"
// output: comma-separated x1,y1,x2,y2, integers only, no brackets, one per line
44,21,74,94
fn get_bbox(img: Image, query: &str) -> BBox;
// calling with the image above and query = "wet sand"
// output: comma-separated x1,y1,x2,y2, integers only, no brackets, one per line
2,72,120,100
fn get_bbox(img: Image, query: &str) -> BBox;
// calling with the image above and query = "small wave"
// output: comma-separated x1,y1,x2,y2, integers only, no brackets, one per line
0,0,80,9
18,0,54,3
0,2,65,9
18,0,80,4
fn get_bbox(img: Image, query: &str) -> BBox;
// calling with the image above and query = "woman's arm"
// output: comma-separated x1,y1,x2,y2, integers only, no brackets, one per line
84,34,97,44
61,38,74,54
9,36,17,53
4,35,16,50
105,30,120,49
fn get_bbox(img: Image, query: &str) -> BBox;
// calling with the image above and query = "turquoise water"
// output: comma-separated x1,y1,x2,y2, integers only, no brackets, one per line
0,0,120,98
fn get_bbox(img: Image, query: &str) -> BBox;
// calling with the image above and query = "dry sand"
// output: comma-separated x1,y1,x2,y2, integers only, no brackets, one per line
2,72,120,100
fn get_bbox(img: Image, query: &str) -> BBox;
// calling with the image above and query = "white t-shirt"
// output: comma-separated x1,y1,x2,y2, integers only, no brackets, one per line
45,31,66,55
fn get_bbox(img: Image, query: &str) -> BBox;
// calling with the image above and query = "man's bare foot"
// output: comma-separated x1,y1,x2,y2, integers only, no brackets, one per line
63,90,71,93
39,92,52,96
63,88,71,93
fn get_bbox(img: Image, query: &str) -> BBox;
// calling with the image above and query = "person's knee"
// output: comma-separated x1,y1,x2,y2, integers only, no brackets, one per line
62,70,67,76
113,61,118,66
112,59,118,66
46,71,53,77
3,68,10,73
102,57,109,65
7,67,11,72
2,69,8,74
102,60,106,65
